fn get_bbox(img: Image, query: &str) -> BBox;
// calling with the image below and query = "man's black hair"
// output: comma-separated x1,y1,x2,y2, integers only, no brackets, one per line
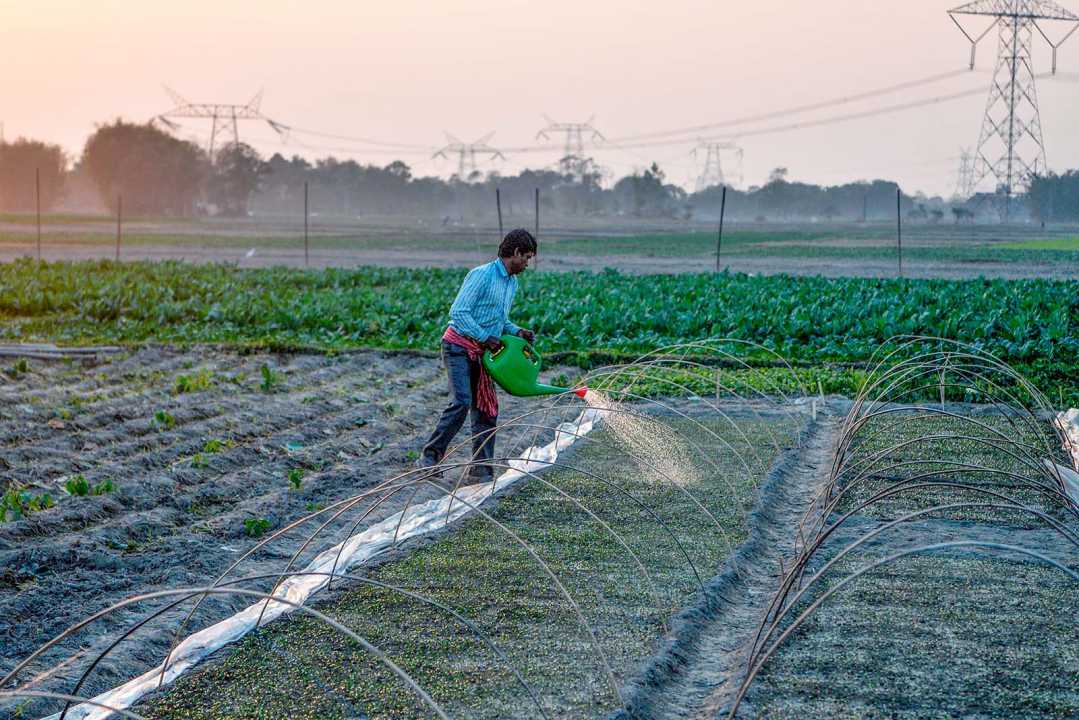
498,228,537,258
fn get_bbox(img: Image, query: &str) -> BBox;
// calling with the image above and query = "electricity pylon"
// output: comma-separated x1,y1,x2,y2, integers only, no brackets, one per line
153,87,289,161
536,115,604,176
691,141,744,192
953,148,978,199
949,1,1079,198
433,132,505,179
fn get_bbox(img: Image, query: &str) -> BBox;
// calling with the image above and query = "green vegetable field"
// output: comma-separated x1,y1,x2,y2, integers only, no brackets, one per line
1,259,1075,402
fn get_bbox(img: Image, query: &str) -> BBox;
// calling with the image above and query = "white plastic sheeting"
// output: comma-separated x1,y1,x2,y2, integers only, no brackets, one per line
44,403,608,720
1049,409,1079,507
1060,409,1079,470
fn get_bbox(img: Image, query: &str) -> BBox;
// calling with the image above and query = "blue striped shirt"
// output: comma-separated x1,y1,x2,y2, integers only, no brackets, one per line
448,259,521,341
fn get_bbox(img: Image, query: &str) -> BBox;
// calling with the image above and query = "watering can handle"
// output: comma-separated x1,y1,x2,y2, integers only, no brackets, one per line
489,336,541,368
523,341,540,368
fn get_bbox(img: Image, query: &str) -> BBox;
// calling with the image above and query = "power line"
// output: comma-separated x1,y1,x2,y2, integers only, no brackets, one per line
578,84,992,152
241,83,992,160
282,125,433,151
154,64,1079,180
606,68,975,144
259,67,986,158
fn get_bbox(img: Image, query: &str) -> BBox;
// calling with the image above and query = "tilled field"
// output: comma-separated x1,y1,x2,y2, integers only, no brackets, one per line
135,409,806,720
4,339,1076,720
621,395,1079,719
0,346,546,703
1,342,814,720
742,412,1079,719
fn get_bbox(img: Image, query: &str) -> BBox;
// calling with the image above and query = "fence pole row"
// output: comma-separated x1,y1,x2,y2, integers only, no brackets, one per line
19,173,1029,276
35,167,41,261
116,195,122,262
496,188,504,240
715,185,727,274
897,187,903,278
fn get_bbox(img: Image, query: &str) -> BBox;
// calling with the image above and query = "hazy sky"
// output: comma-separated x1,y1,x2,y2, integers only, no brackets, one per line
4,0,1079,195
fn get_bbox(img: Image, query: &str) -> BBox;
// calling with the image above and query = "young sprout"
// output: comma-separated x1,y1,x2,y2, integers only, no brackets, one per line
260,364,279,392
244,517,272,538
154,410,176,430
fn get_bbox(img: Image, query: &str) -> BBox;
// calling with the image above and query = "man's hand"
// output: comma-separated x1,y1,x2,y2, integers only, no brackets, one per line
482,336,504,353
516,328,535,343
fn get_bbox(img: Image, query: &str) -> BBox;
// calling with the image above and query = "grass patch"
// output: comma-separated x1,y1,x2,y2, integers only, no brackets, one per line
549,230,826,257
998,235,1079,251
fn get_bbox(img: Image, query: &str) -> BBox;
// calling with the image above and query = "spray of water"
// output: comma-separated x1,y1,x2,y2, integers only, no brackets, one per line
583,389,695,486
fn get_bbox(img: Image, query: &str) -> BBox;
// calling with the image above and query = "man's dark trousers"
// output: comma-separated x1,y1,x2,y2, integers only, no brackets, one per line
422,341,496,477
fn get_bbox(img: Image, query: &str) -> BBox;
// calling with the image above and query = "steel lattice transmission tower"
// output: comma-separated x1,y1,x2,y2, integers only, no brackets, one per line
433,132,505,180
153,87,289,161
949,1,1079,198
691,141,744,192
536,115,604,176
952,147,979,199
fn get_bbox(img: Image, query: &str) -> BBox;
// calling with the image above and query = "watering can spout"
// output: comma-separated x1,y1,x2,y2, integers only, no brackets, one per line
482,334,587,400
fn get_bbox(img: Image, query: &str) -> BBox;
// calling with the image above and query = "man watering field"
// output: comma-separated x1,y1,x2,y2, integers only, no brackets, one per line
416,229,537,483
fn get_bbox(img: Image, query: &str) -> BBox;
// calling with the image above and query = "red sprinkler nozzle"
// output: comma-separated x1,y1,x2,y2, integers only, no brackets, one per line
574,387,588,399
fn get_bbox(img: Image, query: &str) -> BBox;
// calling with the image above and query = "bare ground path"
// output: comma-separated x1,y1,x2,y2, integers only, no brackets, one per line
615,415,839,720
2,241,1076,279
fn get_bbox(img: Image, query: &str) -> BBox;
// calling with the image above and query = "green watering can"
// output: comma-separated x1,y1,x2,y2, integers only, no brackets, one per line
482,334,587,399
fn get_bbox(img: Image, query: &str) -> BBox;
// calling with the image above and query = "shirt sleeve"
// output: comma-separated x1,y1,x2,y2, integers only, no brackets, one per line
502,279,521,336
449,269,489,340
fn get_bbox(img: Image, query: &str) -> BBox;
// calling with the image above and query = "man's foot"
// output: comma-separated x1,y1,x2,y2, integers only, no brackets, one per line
414,453,443,479
461,467,494,486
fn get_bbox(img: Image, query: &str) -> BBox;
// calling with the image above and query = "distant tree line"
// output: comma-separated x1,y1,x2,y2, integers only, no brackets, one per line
2,120,1078,222
1027,171,1079,223
0,121,265,217
0,139,65,212
690,168,920,222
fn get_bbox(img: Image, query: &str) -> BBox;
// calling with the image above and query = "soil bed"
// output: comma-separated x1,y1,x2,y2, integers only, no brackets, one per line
615,406,1079,719
743,411,1079,719
132,408,805,719
0,346,496,713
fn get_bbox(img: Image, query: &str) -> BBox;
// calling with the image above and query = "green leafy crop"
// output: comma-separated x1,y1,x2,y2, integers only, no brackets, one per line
64,475,90,497
153,409,176,430
259,364,279,392
243,517,272,538
1,260,1076,402
65,475,115,497
1,488,54,522
173,367,216,394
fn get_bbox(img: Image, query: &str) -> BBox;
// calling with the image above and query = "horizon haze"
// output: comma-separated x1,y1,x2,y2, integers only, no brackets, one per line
3,0,1079,196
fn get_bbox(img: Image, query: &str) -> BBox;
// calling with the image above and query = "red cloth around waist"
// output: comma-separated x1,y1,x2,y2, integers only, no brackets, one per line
443,327,498,418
